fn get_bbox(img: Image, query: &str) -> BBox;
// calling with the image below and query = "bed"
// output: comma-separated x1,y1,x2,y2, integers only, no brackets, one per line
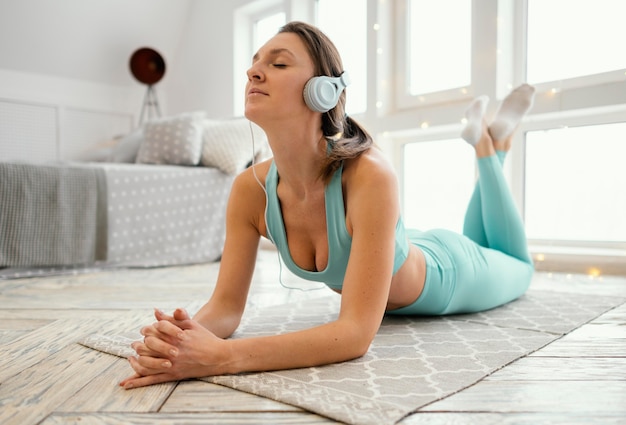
0,113,269,273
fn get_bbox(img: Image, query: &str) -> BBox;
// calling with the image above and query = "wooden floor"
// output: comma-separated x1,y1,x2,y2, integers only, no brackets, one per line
1,249,625,425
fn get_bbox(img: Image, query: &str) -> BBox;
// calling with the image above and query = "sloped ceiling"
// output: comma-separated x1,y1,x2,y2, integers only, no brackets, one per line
0,0,192,86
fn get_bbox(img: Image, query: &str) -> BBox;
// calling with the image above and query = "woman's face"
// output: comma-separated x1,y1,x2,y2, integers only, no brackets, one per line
245,32,316,123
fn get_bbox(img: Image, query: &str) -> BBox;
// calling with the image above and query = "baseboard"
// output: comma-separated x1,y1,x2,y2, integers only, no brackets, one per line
530,245,626,276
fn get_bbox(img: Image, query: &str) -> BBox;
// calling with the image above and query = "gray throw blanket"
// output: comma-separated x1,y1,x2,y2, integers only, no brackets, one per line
0,162,107,266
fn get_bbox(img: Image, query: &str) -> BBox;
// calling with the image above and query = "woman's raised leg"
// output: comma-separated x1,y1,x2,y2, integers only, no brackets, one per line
460,85,535,263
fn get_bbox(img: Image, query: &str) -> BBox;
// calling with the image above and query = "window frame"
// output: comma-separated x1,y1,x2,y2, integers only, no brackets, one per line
394,0,481,110
390,0,626,271
233,0,289,116
230,0,626,272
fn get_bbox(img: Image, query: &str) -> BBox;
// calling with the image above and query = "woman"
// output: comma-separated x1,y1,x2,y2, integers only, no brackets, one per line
120,21,535,389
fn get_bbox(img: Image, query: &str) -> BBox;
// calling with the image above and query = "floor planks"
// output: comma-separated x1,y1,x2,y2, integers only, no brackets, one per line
1,249,625,425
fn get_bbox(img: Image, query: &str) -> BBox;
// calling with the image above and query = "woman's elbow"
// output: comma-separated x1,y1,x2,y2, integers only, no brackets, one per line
351,342,371,359
344,326,377,359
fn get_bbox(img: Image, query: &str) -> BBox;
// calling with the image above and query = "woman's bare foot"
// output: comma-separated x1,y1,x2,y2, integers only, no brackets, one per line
490,129,514,153
474,121,496,158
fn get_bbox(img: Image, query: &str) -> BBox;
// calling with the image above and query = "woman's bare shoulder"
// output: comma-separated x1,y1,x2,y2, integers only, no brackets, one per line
227,159,273,227
344,147,398,189
231,159,272,194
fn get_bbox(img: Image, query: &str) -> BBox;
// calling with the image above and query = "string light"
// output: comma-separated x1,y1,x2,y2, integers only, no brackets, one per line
587,267,601,278
420,121,429,129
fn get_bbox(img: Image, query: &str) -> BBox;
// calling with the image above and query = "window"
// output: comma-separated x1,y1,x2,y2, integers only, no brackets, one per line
231,0,626,267
525,122,626,242
253,12,286,52
233,3,287,115
316,0,367,114
403,139,475,233
527,0,626,84
407,0,471,96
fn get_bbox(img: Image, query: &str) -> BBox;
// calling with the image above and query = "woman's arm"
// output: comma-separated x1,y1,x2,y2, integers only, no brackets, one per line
225,152,400,374
121,153,400,386
120,167,268,388
190,167,268,338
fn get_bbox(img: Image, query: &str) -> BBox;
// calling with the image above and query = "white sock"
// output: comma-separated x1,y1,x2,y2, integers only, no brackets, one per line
489,83,536,141
461,95,489,146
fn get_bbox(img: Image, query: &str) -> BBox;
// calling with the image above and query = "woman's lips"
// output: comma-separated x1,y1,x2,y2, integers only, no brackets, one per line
248,88,268,96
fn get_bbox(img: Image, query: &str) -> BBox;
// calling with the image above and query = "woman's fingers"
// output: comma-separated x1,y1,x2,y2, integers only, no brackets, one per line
173,308,191,321
127,354,174,377
155,307,192,328
140,320,184,345
119,372,141,387
121,373,171,390
131,336,178,359
154,308,174,322
119,365,175,390
135,353,173,370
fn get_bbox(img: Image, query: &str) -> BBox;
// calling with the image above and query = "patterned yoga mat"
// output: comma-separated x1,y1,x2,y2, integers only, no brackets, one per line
79,289,623,425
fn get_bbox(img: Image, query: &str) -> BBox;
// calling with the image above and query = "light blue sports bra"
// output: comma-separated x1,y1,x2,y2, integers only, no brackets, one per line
265,161,409,290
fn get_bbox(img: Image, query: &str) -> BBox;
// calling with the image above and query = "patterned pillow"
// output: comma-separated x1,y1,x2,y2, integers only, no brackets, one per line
136,111,206,165
200,118,268,175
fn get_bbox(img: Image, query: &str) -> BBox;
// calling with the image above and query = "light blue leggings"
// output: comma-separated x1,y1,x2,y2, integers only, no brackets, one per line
389,152,534,315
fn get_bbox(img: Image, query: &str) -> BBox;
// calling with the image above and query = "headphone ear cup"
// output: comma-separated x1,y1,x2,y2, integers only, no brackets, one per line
303,76,340,113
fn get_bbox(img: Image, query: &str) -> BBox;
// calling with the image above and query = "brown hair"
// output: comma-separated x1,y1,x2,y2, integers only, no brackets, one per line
278,21,373,181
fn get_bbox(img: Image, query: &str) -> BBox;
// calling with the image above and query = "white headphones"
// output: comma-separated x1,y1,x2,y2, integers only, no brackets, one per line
303,72,351,113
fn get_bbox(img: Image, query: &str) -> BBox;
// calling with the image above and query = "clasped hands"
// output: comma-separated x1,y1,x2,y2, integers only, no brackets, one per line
119,308,225,389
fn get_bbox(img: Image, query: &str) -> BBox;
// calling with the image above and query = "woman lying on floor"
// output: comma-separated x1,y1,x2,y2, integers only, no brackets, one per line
120,21,535,389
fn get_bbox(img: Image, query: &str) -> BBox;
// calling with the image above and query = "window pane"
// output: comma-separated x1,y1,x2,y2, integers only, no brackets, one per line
317,0,367,114
408,0,471,95
527,0,626,83
525,123,626,242
403,139,475,233
254,12,286,52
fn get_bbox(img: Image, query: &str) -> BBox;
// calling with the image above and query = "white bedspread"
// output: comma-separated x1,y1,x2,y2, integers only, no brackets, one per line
0,161,233,269
102,163,233,267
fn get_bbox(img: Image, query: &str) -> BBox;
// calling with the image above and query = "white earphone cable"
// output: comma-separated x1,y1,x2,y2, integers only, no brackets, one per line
248,121,324,292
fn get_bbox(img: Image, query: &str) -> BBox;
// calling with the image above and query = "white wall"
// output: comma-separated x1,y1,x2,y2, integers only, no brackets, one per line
0,0,197,160
0,0,263,161
166,0,244,118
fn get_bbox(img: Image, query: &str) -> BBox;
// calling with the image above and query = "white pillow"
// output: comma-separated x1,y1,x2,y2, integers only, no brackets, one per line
111,128,143,163
200,118,269,175
136,111,206,165
76,128,143,163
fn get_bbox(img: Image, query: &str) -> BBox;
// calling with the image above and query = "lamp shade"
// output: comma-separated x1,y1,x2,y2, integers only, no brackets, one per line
129,47,166,85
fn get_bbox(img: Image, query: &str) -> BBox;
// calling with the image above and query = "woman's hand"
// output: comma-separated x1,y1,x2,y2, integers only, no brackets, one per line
119,308,231,389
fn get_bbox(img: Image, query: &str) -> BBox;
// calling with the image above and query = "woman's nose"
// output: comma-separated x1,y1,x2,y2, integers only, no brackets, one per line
247,65,263,81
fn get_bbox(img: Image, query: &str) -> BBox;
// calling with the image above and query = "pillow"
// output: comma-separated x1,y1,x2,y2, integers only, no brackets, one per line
76,143,115,162
77,128,143,163
111,128,143,163
136,111,206,165
200,118,269,175
76,137,119,162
